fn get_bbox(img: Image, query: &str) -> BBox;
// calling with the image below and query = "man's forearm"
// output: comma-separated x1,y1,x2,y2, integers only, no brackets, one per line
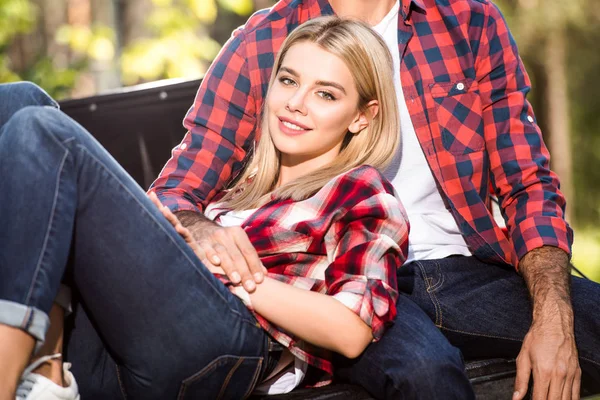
519,246,573,328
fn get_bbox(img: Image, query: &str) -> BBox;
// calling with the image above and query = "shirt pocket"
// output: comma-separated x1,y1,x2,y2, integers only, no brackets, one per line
431,79,485,155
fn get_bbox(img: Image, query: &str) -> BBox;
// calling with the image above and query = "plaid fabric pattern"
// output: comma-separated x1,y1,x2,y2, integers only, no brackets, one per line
205,166,409,378
150,0,572,269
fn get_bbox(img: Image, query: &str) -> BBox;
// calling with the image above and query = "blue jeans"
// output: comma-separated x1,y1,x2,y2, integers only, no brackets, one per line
0,82,270,399
335,256,600,398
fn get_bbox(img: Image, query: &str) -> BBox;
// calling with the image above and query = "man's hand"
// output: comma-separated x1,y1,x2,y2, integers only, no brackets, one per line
148,195,265,292
513,246,581,400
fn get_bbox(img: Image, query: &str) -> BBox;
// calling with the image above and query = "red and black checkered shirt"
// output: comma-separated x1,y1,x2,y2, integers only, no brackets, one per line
205,166,409,378
150,0,572,269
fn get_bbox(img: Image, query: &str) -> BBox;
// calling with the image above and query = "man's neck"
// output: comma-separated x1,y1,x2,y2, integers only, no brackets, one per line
328,0,397,26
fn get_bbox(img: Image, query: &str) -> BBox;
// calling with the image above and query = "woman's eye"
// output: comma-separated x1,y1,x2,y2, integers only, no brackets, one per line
318,91,336,101
279,77,295,86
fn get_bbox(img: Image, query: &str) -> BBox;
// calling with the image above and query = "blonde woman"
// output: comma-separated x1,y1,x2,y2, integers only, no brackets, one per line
0,17,407,399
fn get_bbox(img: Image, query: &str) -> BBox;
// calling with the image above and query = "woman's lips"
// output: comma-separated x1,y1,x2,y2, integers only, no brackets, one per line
278,117,312,136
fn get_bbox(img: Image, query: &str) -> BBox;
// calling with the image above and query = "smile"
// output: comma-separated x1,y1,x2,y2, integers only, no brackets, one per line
282,120,305,131
278,117,311,135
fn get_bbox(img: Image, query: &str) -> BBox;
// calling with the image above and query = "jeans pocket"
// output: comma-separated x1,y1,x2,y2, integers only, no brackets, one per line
177,355,263,400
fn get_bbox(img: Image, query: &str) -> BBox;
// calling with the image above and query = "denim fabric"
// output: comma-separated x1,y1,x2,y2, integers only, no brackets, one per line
402,256,600,392
335,256,600,398
333,293,475,399
0,82,269,399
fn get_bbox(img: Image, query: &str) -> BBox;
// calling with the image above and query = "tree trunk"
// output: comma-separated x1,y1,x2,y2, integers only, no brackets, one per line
90,0,121,91
120,0,152,47
545,27,574,224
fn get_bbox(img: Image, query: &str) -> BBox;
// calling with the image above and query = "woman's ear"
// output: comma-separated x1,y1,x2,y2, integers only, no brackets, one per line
348,100,379,134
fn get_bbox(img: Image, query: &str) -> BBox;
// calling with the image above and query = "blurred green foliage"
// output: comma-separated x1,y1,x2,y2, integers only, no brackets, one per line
0,0,116,98
0,0,38,82
121,0,223,84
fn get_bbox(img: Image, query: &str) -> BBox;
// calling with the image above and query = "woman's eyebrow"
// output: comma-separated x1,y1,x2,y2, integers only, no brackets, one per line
279,66,299,77
314,80,346,95
279,66,347,95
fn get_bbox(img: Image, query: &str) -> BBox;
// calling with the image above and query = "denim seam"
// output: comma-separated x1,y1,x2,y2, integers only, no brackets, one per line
24,149,69,306
217,357,245,400
243,357,263,399
429,261,445,291
115,364,129,399
581,355,600,368
77,144,258,327
440,326,522,342
177,355,263,400
415,261,443,327
20,308,32,330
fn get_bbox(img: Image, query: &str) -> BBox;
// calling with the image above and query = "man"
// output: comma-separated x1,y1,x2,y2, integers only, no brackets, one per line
151,0,600,399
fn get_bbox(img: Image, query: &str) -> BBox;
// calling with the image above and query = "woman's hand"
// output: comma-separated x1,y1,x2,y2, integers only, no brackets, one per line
148,192,225,275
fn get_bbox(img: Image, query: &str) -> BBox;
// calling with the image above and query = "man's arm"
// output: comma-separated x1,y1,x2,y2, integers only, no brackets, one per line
149,29,257,215
476,3,577,399
515,246,581,400
148,28,267,289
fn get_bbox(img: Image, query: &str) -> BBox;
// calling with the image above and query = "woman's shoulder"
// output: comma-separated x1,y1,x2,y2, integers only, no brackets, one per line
313,165,398,211
327,165,395,196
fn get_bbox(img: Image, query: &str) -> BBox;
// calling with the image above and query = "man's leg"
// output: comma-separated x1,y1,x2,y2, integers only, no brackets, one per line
405,256,600,393
0,104,268,399
333,293,475,400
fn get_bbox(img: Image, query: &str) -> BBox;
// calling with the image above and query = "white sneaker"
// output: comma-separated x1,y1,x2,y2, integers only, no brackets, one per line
16,354,80,400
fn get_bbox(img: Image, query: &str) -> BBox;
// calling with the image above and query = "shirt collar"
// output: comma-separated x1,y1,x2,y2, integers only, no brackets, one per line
311,0,426,21
400,0,426,20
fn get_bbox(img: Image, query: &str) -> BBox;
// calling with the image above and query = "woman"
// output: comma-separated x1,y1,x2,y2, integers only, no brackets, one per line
0,17,407,399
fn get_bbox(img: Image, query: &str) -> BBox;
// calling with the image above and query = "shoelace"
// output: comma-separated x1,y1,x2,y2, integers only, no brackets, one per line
16,353,62,400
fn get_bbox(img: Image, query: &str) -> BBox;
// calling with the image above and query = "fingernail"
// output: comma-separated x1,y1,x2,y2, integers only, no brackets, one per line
254,272,263,281
245,280,256,291
212,255,220,264
231,272,241,283
512,391,519,399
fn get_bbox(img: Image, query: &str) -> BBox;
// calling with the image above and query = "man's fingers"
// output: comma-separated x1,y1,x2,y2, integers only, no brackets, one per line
213,243,246,286
513,355,531,400
559,360,579,400
198,239,222,266
547,366,567,400
148,192,162,209
532,369,551,400
233,230,264,283
219,241,257,292
571,367,581,400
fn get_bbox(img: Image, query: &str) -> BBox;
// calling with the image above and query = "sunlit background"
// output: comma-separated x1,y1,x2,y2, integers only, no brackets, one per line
1,0,598,281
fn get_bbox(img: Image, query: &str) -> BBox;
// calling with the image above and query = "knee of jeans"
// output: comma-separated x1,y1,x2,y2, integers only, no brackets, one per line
7,106,71,146
4,81,58,108
377,343,469,397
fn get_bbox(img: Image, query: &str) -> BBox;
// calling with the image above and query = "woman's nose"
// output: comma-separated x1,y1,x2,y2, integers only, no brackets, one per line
285,89,307,115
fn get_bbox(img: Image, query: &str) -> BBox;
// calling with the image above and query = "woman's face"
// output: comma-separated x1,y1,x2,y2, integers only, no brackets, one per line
267,41,366,169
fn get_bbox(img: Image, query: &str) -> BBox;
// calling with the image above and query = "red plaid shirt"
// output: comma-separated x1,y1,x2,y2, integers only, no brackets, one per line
205,166,409,378
150,0,572,268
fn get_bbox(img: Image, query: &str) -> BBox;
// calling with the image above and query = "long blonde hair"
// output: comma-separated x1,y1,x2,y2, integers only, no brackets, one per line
221,16,399,210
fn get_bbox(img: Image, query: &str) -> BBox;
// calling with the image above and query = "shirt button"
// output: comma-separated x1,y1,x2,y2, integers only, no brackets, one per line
456,82,465,91
527,115,534,123
180,143,187,150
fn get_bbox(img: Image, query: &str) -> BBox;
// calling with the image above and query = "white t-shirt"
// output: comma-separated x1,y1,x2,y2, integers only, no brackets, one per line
372,1,472,263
